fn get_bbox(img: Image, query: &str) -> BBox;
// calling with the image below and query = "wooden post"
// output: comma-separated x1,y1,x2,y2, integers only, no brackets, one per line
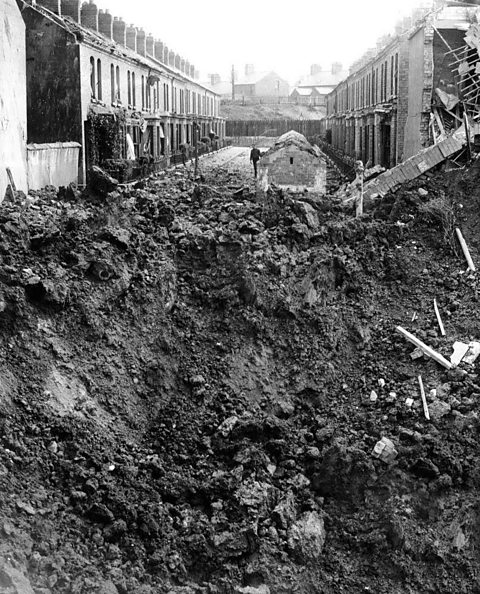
455,228,476,272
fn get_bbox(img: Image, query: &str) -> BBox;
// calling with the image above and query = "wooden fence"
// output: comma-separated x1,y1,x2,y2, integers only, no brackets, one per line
225,119,324,138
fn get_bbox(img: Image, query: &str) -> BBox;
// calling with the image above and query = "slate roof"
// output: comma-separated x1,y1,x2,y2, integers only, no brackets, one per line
21,1,217,95
235,71,288,86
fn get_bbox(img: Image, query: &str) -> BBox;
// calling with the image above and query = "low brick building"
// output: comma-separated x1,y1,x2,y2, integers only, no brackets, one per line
18,0,225,184
321,2,471,168
258,131,327,194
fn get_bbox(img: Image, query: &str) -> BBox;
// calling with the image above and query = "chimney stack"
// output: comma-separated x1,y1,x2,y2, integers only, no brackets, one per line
174,54,181,69
98,9,113,38
136,28,146,56
168,50,175,67
194,69,200,80
190,64,195,78
245,64,254,76
163,46,169,64
61,0,80,21
37,0,61,14
155,40,164,62
180,58,186,73
113,17,126,45
310,64,322,76
331,62,342,75
185,61,191,76
126,24,137,52
146,34,155,56
81,0,98,31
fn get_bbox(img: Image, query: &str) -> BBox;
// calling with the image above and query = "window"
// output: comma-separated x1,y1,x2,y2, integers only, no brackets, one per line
90,57,95,98
115,66,120,102
132,72,136,107
127,70,131,106
97,59,102,100
142,75,145,109
394,53,399,96
111,64,115,104
290,157,294,165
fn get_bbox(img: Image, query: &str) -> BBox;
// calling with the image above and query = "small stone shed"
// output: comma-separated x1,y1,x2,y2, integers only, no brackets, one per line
257,131,327,194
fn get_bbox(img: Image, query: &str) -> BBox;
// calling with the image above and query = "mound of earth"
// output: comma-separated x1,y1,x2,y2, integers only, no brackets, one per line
1,160,480,593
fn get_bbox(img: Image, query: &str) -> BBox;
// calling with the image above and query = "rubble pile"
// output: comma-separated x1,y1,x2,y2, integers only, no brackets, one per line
1,159,480,593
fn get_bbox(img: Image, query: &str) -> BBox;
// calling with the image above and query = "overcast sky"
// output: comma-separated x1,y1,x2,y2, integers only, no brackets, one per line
94,0,431,83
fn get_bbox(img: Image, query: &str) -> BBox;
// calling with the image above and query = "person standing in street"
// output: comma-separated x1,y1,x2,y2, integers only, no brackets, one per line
250,145,261,178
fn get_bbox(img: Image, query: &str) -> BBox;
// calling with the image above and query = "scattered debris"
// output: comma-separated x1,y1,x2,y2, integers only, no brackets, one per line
450,341,470,366
372,437,398,464
396,326,453,369
464,341,480,365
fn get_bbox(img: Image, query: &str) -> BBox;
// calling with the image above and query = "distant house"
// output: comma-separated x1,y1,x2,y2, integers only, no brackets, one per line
289,86,332,106
1,0,28,199
258,130,327,194
234,65,289,100
290,62,348,107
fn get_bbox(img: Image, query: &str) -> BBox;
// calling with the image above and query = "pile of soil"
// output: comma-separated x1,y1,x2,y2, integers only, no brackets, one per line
2,161,480,594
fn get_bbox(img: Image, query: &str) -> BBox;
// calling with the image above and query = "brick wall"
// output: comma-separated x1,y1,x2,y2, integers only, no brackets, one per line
258,145,327,193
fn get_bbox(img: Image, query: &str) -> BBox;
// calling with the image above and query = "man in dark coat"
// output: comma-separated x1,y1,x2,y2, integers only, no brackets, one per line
250,146,261,178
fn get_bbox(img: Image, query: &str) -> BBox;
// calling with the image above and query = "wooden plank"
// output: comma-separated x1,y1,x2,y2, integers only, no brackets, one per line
434,298,446,337
418,376,431,421
396,326,453,369
456,228,476,271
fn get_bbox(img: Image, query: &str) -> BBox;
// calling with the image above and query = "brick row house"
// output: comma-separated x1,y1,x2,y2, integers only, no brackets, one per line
321,3,472,168
17,0,225,184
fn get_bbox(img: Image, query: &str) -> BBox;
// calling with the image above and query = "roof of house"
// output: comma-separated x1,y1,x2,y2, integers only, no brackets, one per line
297,70,349,88
290,87,313,96
235,71,288,86
263,130,323,159
21,1,218,96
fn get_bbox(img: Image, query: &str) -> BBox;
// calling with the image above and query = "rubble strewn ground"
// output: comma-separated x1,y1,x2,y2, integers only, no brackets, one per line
2,148,480,594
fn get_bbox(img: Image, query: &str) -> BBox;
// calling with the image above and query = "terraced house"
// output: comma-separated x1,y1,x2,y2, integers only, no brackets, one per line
17,0,225,184
322,2,473,168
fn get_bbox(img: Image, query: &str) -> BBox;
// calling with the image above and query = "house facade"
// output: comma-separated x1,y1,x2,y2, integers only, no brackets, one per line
321,3,471,168
1,0,28,199
19,0,225,184
234,66,290,101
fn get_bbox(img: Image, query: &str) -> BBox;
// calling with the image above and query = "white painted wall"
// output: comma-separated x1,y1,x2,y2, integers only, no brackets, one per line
0,0,28,200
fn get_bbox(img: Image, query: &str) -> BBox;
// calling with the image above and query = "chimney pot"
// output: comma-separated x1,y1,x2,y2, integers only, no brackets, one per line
98,8,113,38
146,34,154,56
61,0,80,21
112,16,126,45
154,39,164,62
81,0,98,31
136,28,146,56
126,25,137,52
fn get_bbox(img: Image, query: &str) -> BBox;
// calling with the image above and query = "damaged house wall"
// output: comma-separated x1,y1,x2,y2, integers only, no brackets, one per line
21,5,83,182
0,0,28,200
322,4,471,170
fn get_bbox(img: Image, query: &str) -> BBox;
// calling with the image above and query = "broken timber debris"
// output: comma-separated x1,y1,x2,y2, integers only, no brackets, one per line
455,228,476,272
418,375,430,421
396,326,453,370
434,299,446,337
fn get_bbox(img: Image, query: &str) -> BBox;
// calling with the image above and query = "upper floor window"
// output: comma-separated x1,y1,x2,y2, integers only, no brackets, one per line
127,70,132,106
111,65,115,104
97,59,102,100
142,76,145,109
132,72,136,107
116,66,121,102
90,57,95,98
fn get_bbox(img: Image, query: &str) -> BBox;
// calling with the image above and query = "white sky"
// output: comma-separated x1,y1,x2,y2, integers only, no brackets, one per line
94,0,431,83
